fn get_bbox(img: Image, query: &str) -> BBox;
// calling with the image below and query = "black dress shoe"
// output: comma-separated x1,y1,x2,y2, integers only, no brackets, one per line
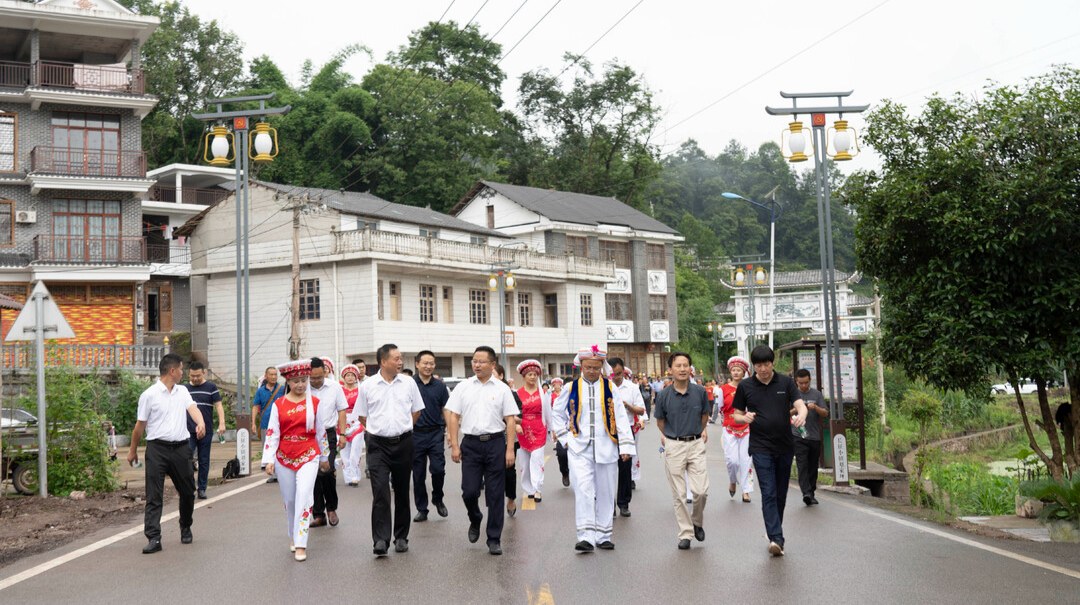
180,527,192,544
619,506,631,518
678,539,691,550
562,475,570,487
395,539,409,553
142,539,162,554
197,489,207,500
488,543,502,555
373,541,389,556
575,540,594,552
597,541,615,550
414,510,428,522
694,525,705,542
435,502,449,517
468,522,481,544
810,496,820,506
631,480,636,490
804,495,813,506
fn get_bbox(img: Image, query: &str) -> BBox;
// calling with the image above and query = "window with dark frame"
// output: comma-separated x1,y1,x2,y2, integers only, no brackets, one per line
419,228,438,238
470,235,487,245
649,294,668,320
0,200,11,246
300,279,320,320
420,284,436,322
470,289,488,325
606,293,632,321
580,293,593,326
196,305,206,324
51,111,121,174
544,293,558,327
599,240,631,268
52,199,122,262
0,114,15,172
647,243,667,270
566,235,589,257
518,292,531,327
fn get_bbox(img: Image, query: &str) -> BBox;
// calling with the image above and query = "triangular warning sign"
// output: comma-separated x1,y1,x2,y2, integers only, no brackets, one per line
4,282,76,342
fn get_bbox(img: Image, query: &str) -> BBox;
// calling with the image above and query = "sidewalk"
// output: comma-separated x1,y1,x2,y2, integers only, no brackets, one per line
120,437,262,490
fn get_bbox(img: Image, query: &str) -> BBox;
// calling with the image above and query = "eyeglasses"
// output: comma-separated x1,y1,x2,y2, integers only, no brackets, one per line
471,359,492,365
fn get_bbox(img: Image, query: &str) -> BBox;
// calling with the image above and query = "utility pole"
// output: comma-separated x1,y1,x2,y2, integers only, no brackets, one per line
290,202,301,359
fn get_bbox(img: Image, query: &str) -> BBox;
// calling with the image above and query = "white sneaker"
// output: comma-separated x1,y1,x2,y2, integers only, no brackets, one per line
768,541,784,556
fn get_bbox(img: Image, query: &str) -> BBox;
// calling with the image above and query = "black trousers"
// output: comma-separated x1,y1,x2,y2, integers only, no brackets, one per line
555,440,569,479
794,438,822,497
313,428,339,518
144,439,195,542
367,432,414,545
412,427,446,512
505,440,519,499
461,434,507,546
616,456,633,508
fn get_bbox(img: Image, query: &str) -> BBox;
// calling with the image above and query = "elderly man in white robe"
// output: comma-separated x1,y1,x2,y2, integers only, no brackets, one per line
552,345,635,552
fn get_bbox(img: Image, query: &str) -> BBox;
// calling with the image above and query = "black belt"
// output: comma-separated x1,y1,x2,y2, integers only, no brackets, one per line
414,425,445,433
671,434,701,442
464,432,504,442
149,439,188,448
369,431,412,443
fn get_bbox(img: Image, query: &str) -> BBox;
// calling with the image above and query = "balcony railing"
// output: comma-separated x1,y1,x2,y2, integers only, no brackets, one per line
2,344,167,373
33,235,147,265
0,60,31,88
30,146,147,178
148,185,230,206
333,229,616,278
37,60,145,95
146,243,191,264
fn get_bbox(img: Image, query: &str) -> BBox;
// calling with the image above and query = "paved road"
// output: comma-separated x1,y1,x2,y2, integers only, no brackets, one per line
2,424,1078,604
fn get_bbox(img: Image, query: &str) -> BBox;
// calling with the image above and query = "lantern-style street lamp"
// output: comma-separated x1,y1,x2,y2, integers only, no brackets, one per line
204,125,234,167
827,119,860,161
250,121,279,163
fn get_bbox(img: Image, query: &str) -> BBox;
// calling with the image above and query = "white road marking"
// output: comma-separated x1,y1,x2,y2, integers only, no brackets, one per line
0,476,266,592
822,493,1080,580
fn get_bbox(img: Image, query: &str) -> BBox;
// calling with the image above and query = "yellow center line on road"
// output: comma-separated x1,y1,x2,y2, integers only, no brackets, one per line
526,582,555,604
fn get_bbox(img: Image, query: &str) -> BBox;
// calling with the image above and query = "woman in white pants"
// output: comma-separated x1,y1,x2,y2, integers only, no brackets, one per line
262,359,330,561
338,364,364,486
720,356,754,502
515,359,551,502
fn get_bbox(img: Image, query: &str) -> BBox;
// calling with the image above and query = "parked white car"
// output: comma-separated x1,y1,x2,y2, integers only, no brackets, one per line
990,380,1038,395
0,408,37,428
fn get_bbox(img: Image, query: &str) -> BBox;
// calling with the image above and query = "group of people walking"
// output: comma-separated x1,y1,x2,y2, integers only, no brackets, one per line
129,341,828,562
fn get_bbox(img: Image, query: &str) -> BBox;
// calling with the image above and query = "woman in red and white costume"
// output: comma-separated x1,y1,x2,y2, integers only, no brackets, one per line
262,359,331,561
338,364,365,486
721,355,754,502
515,359,551,502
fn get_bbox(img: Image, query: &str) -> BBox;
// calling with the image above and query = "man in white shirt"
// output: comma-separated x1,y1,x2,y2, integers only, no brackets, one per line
126,354,205,554
446,345,519,556
356,344,425,556
611,360,646,518
307,357,348,528
552,345,635,552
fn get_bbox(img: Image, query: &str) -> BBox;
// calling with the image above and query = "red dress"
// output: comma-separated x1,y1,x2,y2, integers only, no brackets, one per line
721,383,749,438
268,395,324,470
516,387,547,452
342,387,364,442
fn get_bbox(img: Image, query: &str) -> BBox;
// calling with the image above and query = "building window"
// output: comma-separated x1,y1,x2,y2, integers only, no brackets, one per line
52,199,122,262
559,363,575,377
419,228,438,238
518,292,531,327
0,114,15,172
442,286,453,323
504,292,514,327
580,293,593,327
420,284,436,322
566,235,589,257
0,200,11,246
470,289,488,325
196,305,206,324
599,240,631,269
544,293,558,328
389,281,401,321
470,235,487,246
647,243,667,270
359,219,378,230
606,293,632,321
649,294,668,320
300,279,320,320
378,281,384,320
51,111,120,173
486,206,495,229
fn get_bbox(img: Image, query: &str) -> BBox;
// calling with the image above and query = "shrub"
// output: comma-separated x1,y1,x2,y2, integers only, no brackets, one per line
929,461,1017,516
103,370,153,435
1021,477,1080,523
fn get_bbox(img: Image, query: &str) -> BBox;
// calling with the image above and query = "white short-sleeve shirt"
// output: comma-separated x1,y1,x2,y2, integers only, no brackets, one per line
137,379,196,442
309,379,348,429
354,371,424,437
445,375,519,435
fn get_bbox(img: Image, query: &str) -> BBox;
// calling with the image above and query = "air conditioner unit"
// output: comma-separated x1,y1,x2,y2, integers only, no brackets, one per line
16,211,36,224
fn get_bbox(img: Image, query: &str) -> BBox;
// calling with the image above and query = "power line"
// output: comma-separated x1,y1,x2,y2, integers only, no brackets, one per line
551,0,645,82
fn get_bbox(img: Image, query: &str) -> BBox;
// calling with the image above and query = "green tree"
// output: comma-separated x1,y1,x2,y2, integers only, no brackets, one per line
844,66,1080,480
388,20,505,104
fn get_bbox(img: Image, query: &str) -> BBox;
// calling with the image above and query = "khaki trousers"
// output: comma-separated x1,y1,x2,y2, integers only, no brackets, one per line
663,437,709,540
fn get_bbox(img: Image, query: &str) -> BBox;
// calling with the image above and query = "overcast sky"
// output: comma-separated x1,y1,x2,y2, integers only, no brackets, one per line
179,0,1080,171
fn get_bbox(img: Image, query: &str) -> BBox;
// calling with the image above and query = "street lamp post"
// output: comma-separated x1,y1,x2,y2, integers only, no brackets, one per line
722,191,783,348
767,90,867,486
731,259,768,357
488,263,518,371
706,320,722,379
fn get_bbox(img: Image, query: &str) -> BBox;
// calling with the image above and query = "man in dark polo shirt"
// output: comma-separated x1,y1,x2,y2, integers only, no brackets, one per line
793,368,828,506
185,361,225,499
731,345,807,557
653,351,712,550
412,350,450,522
